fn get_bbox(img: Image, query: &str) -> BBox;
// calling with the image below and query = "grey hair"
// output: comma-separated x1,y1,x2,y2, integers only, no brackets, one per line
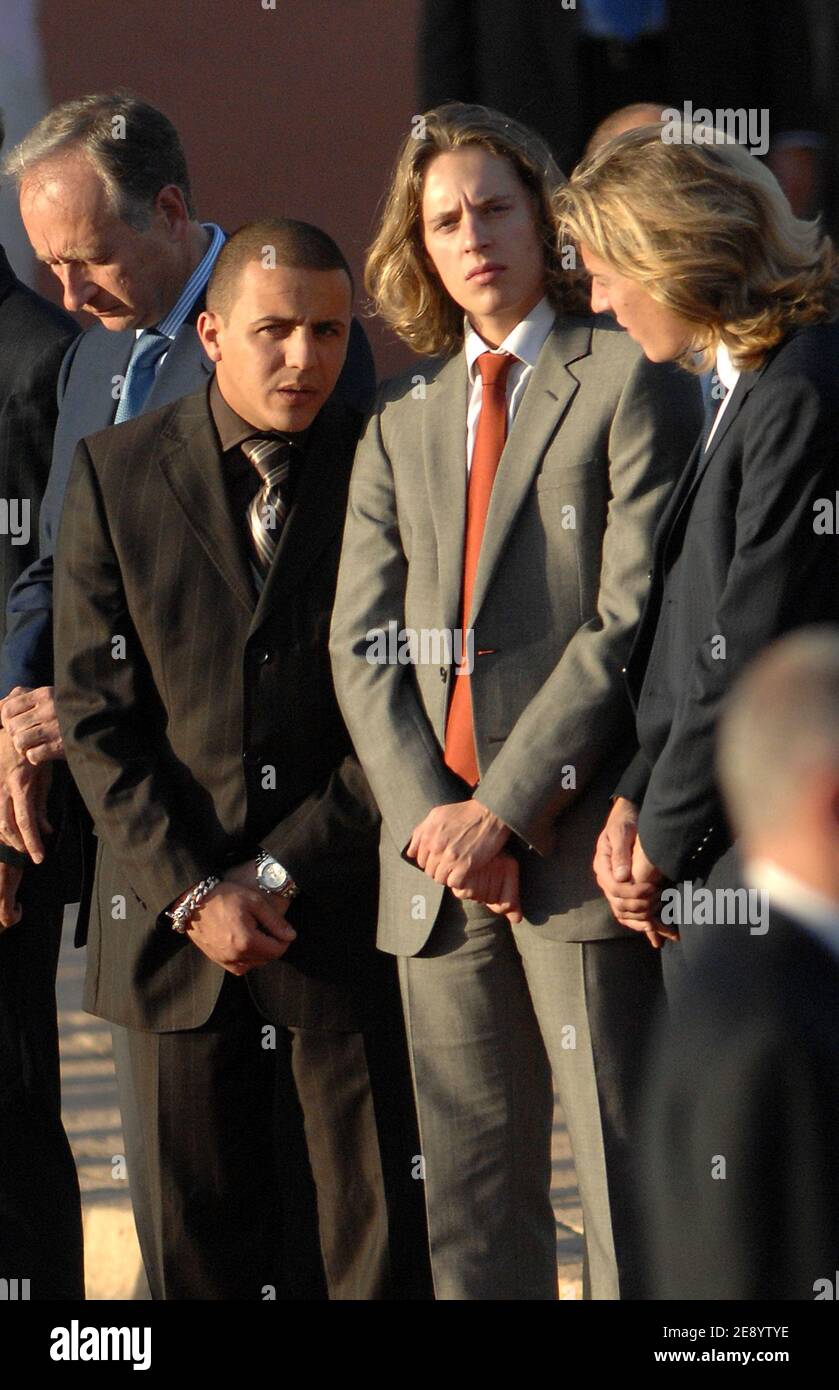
2,90,194,229
717,627,839,842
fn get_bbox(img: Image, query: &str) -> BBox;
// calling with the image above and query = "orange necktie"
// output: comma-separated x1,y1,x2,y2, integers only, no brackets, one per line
444,350,513,785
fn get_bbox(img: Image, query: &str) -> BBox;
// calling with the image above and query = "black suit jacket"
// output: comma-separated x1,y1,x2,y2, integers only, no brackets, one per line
640,906,839,1300
0,246,80,879
1,295,374,696
617,322,839,883
53,384,380,1033
0,247,78,642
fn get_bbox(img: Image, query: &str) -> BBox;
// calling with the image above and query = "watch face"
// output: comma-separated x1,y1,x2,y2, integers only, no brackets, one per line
261,861,289,892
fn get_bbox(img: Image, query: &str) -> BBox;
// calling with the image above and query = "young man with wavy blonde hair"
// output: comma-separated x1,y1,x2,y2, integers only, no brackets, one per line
331,103,702,1299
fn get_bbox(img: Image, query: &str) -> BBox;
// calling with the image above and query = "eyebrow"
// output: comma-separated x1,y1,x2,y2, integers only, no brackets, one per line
426,192,514,226
38,247,104,265
250,315,347,329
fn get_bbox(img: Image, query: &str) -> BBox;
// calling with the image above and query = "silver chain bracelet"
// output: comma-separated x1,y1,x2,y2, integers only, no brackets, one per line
168,874,221,934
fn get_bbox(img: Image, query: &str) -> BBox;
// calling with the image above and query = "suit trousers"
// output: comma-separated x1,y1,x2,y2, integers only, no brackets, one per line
0,871,84,1299
111,973,398,1300
397,894,664,1300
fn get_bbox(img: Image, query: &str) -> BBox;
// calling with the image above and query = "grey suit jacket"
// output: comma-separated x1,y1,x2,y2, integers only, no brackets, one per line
330,315,703,953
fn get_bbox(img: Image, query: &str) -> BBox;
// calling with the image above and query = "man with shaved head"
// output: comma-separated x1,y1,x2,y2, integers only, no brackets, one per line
52,218,426,1300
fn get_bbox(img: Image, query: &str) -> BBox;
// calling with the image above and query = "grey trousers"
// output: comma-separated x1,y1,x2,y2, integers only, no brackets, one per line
398,895,663,1300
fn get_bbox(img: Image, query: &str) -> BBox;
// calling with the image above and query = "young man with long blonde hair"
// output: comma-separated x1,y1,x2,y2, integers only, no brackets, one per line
331,104,702,1299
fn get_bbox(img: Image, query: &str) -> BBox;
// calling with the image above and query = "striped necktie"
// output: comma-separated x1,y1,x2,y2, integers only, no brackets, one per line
241,435,295,579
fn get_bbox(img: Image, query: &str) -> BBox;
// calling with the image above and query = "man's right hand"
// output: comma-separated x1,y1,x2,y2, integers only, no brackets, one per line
183,881,296,975
0,723,52,863
0,863,23,930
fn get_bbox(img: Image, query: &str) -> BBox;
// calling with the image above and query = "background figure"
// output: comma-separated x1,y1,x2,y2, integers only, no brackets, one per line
0,109,83,1299
584,103,668,157
640,628,839,1300
418,0,826,216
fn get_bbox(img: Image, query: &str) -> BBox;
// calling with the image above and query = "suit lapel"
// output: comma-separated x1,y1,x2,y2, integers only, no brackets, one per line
662,368,760,543
251,399,357,630
156,391,256,614
468,318,591,624
421,353,471,634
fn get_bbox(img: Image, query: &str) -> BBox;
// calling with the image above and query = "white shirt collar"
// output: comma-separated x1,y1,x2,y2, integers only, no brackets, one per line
715,341,740,393
745,858,839,958
465,296,555,381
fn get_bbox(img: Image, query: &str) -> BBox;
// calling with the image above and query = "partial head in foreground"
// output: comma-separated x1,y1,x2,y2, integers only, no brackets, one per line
199,218,353,433
717,627,839,901
366,102,587,356
556,125,839,371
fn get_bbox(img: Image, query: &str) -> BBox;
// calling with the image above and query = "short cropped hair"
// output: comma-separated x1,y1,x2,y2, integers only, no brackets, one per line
555,125,839,371
717,627,839,843
366,102,587,357
206,218,353,321
2,90,194,229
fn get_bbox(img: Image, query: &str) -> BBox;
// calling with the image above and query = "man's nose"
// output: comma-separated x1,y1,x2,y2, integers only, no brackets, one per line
54,263,96,312
461,208,490,252
285,328,318,369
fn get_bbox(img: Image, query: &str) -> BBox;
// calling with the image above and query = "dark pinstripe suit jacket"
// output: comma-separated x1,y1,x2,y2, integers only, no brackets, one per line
53,383,380,1033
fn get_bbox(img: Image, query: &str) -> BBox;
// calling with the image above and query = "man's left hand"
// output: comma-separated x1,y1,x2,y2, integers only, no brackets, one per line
407,799,511,886
1,686,66,765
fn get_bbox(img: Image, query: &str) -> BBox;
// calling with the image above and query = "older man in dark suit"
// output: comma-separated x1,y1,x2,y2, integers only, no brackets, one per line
0,110,83,1298
53,219,425,1301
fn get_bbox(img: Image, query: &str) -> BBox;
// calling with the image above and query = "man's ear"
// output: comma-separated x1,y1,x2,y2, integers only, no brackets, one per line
197,309,223,362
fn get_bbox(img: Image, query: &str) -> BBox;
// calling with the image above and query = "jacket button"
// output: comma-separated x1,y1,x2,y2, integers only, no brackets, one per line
647,569,653,580
620,666,627,675
254,648,271,665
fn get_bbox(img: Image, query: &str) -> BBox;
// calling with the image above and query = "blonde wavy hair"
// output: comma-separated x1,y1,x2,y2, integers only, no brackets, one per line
366,103,587,357
555,125,839,371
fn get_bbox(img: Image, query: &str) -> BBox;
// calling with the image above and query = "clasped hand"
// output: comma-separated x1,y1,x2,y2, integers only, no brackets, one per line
592,797,678,949
183,862,297,975
406,800,522,924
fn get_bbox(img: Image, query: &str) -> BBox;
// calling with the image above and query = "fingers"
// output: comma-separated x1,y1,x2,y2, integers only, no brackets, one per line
9,775,46,863
488,856,522,925
610,822,637,881
247,892,297,950
0,688,38,725
0,792,27,854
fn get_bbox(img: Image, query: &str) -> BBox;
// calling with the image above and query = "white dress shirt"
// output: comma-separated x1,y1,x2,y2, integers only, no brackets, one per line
745,857,839,961
464,296,555,472
704,341,741,451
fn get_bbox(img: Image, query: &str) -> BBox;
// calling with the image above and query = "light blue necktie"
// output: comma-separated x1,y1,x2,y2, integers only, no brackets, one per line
114,329,170,422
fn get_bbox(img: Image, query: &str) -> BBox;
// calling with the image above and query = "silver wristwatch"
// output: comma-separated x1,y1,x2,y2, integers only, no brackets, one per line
254,849,299,898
